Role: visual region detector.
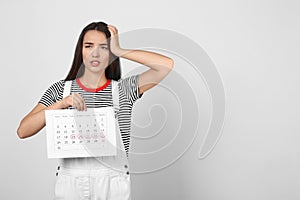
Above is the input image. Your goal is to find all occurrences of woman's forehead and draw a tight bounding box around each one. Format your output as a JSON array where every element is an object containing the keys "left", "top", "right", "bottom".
[{"left": 83, "top": 30, "right": 107, "bottom": 44}]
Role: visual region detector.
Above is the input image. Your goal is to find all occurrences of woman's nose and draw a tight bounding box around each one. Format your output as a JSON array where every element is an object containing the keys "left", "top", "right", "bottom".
[{"left": 92, "top": 47, "right": 100, "bottom": 57}]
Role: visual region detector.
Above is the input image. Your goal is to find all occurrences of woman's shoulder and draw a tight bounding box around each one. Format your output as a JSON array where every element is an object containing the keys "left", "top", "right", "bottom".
[
  {"left": 117, "top": 74, "right": 139, "bottom": 84},
  {"left": 39, "top": 79, "right": 67, "bottom": 106},
  {"left": 117, "top": 74, "right": 142, "bottom": 103},
  {"left": 115, "top": 74, "right": 139, "bottom": 91},
  {"left": 50, "top": 79, "right": 77, "bottom": 87},
  {"left": 43, "top": 79, "right": 72, "bottom": 96},
  {"left": 47, "top": 79, "right": 66, "bottom": 89}
]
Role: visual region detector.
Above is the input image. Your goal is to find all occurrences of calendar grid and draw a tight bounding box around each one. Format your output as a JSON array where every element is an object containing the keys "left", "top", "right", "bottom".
[{"left": 45, "top": 107, "right": 117, "bottom": 158}]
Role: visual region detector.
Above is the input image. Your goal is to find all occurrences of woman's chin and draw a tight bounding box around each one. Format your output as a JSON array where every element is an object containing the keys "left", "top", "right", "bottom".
[{"left": 86, "top": 65, "right": 107, "bottom": 73}]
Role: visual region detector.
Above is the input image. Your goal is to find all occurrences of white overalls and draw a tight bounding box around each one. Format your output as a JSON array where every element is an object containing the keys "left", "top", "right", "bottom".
[{"left": 54, "top": 80, "right": 131, "bottom": 200}]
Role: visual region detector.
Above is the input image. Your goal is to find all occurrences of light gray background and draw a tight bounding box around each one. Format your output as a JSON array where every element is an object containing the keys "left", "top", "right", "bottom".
[{"left": 1, "top": 0, "right": 299, "bottom": 199}]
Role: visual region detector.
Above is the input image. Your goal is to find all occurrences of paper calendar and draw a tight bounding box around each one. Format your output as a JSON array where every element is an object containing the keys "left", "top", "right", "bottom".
[{"left": 45, "top": 107, "right": 117, "bottom": 158}]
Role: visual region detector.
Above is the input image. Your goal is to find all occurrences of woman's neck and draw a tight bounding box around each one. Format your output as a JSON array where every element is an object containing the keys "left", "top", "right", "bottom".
[{"left": 79, "top": 71, "right": 108, "bottom": 89}]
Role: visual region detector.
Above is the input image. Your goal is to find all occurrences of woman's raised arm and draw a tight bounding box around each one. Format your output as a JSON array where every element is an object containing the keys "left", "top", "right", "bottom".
[{"left": 107, "top": 25, "right": 174, "bottom": 95}]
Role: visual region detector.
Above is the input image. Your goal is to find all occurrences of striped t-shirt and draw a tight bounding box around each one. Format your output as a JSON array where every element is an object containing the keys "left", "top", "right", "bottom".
[{"left": 39, "top": 74, "right": 142, "bottom": 157}]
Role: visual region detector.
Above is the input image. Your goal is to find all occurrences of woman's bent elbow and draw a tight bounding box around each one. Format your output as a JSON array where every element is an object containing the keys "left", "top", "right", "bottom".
[
  {"left": 17, "top": 125, "right": 26, "bottom": 139},
  {"left": 167, "top": 58, "right": 174, "bottom": 70},
  {"left": 17, "top": 121, "right": 32, "bottom": 139}
]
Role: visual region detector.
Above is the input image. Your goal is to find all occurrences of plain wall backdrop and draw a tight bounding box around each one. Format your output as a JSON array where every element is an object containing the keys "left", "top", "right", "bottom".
[{"left": 1, "top": 0, "right": 299, "bottom": 199}]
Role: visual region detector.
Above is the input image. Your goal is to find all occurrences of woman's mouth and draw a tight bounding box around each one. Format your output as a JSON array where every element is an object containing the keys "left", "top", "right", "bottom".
[{"left": 90, "top": 60, "right": 100, "bottom": 67}]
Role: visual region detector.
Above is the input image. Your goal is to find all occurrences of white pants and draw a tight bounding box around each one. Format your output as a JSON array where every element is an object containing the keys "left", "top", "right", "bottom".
[
  {"left": 54, "top": 166, "right": 131, "bottom": 200},
  {"left": 53, "top": 122, "right": 132, "bottom": 200},
  {"left": 55, "top": 81, "right": 132, "bottom": 199}
]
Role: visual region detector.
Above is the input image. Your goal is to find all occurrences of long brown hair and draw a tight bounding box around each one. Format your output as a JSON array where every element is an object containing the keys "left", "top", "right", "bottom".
[{"left": 65, "top": 21, "right": 121, "bottom": 81}]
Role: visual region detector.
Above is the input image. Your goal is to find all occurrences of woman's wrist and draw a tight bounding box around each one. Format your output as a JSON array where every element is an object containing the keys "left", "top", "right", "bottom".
[
  {"left": 59, "top": 98, "right": 70, "bottom": 109},
  {"left": 114, "top": 48, "right": 130, "bottom": 57}
]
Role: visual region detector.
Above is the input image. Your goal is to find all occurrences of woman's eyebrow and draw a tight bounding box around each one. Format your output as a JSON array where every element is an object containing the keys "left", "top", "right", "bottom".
[
  {"left": 83, "top": 42, "right": 93, "bottom": 45},
  {"left": 83, "top": 42, "right": 108, "bottom": 45}
]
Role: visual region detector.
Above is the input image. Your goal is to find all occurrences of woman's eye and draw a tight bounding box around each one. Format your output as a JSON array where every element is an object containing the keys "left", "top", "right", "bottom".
[
  {"left": 84, "top": 45, "right": 92, "bottom": 48},
  {"left": 101, "top": 47, "right": 108, "bottom": 50}
]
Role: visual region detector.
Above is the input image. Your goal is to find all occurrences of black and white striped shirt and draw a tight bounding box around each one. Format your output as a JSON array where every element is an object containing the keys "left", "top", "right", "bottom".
[{"left": 39, "top": 74, "right": 142, "bottom": 157}]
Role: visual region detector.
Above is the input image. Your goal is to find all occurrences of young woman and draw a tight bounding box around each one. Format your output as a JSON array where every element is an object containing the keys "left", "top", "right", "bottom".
[{"left": 17, "top": 21, "right": 173, "bottom": 199}]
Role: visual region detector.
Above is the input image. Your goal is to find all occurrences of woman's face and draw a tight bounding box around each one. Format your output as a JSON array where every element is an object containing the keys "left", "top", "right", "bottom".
[{"left": 82, "top": 30, "right": 110, "bottom": 74}]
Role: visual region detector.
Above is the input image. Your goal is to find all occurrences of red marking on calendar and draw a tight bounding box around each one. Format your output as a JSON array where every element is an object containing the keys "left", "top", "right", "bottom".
[{"left": 70, "top": 134, "right": 76, "bottom": 139}]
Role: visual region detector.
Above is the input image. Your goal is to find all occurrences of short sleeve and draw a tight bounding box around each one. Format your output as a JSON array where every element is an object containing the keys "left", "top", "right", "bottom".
[
  {"left": 38, "top": 80, "right": 65, "bottom": 107},
  {"left": 119, "top": 74, "right": 143, "bottom": 104}
]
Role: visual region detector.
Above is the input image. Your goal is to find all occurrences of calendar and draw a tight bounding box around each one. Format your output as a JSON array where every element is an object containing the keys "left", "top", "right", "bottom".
[{"left": 45, "top": 107, "right": 117, "bottom": 158}]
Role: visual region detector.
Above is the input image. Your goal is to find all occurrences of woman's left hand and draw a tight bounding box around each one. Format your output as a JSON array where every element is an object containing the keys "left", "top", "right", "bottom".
[{"left": 107, "top": 25, "right": 123, "bottom": 56}]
